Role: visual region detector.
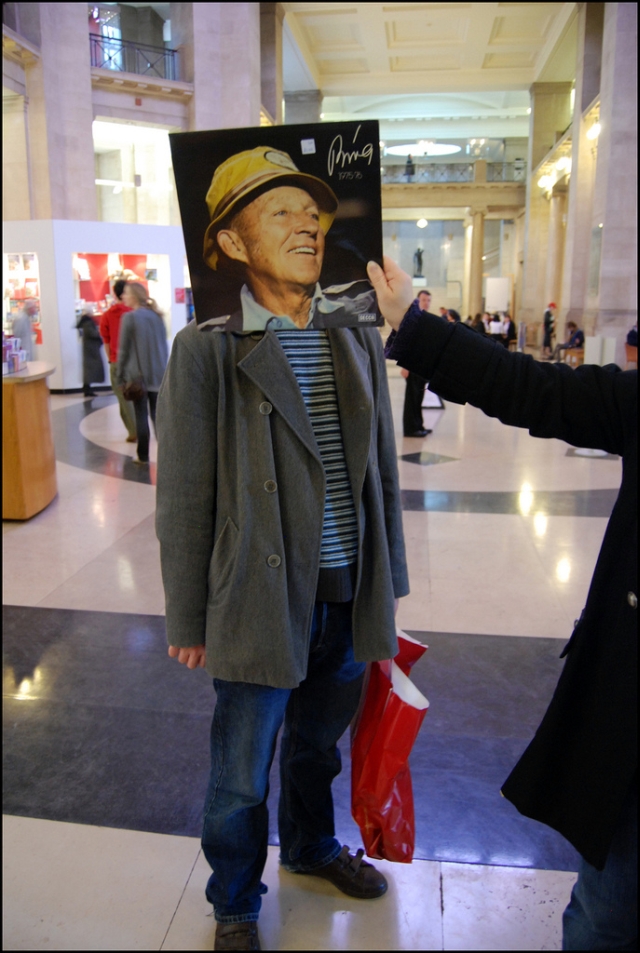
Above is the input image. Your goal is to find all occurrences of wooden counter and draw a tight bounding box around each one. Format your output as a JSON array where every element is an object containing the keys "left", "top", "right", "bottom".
[{"left": 3, "top": 362, "right": 58, "bottom": 520}]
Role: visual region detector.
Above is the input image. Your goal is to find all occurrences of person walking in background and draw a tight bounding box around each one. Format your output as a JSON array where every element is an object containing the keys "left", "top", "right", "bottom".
[
  {"left": 116, "top": 282, "right": 168, "bottom": 466},
  {"left": 446, "top": 309, "right": 461, "bottom": 324},
  {"left": 471, "top": 312, "right": 487, "bottom": 335},
  {"left": 503, "top": 313, "right": 517, "bottom": 348},
  {"left": 76, "top": 311, "right": 105, "bottom": 398},
  {"left": 402, "top": 288, "right": 433, "bottom": 437},
  {"left": 368, "top": 254, "right": 637, "bottom": 953},
  {"left": 549, "top": 321, "right": 584, "bottom": 362},
  {"left": 11, "top": 298, "right": 38, "bottom": 362},
  {"left": 100, "top": 279, "right": 136, "bottom": 443},
  {"left": 542, "top": 302, "right": 556, "bottom": 359}
]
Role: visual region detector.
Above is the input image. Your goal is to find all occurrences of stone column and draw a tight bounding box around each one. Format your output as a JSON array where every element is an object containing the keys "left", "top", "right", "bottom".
[
  {"left": 589, "top": 2, "right": 637, "bottom": 364},
  {"left": 561, "top": 2, "right": 602, "bottom": 330},
  {"left": 529, "top": 82, "right": 573, "bottom": 170},
  {"left": 260, "top": 2, "right": 284, "bottom": 124},
  {"left": 24, "top": 3, "right": 97, "bottom": 220},
  {"left": 545, "top": 189, "right": 567, "bottom": 320},
  {"left": 518, "top": 81, "right": 572, "bottom": 328},
  {"left": 468, "top": 208, "right": 485, "bottom": 317},
  {"left": 171, "top": 2, "right": 261, "bottom": 130},
  {"left": 284, "top": 90, "right": 322, "bottom": 125},
  {"left": 2, "top": 92, "right": 31, "bottom": 220},
  {"left": 461, "top": 217, "right": 473, "bottom": 318}
]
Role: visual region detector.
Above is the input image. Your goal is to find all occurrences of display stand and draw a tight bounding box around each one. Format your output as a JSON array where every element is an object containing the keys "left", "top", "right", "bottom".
[{"left": 3, "top": 362, "right": 57, "bottom": 520}]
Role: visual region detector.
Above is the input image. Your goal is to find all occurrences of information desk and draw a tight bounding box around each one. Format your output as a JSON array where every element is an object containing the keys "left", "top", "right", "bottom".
[{"left": 3, "top": 362, "right": 57, "bottom": 520}]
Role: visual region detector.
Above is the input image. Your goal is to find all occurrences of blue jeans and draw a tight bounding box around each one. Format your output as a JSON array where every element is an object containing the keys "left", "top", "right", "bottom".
[
  {"left": 563, "top": 780, "right": 637, "bottom": 950},
  {"left": 201, "top": 601, "right": 365, "bottom": 923}
]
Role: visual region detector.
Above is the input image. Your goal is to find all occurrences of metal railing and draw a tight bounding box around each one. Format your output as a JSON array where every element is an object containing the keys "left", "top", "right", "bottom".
[
  {"left": 486, "top": 162, "right": 527, "bottom": 182},
  {"left": 382, "top": 163, "right": 475, "bottom": 184},
  {"left": 381, "top": 161, "right": 527, "bottom": 185},
  {"left": 90, "top": 34, "right": 179, "bottom": 81}
]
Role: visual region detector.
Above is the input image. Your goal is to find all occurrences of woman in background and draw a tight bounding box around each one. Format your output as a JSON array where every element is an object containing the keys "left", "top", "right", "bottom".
[{"left": 116, "top": 282, "right": 169, "bottom": 465}]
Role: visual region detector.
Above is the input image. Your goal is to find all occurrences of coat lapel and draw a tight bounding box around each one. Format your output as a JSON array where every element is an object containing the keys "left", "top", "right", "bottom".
[{"left": 237, "top": 333, "right": 321, "bottom": 463}]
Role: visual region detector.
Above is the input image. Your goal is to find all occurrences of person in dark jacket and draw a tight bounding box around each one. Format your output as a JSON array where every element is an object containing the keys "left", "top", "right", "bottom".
[
  {"left": 368, "top": 255, "right": 637, "bottom": 952},
  {"left": 116, "top": 283, "right": 169, "bottom": 465},
  {"left": 76, "top": 312, "right": 105, "bottom": 397}
]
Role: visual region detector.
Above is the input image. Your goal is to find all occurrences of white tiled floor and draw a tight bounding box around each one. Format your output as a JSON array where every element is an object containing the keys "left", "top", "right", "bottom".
[
  {"left": 3, "top": 371, "right": 613, "bottom": 950},
  {"left": 2, "top": 816, "right": 576, "bottom": 952}
]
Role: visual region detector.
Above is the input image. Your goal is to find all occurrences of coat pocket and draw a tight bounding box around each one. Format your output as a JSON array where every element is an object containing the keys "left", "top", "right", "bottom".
[{"left": 207, "top": 517, "right": 240, "bottom": 604}]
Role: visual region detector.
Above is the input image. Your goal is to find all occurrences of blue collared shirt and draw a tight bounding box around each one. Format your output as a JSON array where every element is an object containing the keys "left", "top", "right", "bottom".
[{"left": 239, "top": 283, "right": 343, "bottom": 331}]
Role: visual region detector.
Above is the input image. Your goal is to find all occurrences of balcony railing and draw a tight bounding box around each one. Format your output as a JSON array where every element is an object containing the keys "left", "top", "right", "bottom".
[
  {"left": 486, "top": 162, "right": 527, "bottom": 182},
  {"left": 381, "top": 161, "right": 526, "bottom": 185},
  {"left": 382, "top": 163, "right": 475, "bottom": 184},
  {"left": 90, "top": 34, "right": 179, "bottom": 81}
]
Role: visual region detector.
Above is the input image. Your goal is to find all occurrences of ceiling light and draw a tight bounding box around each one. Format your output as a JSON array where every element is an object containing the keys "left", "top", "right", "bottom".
[
  {"left": 538, "top": 175, "right": 553, "bottom": 190},
  {"left": 587, "top": 122, "right": 601, "bottom": 140},
  {"left": 416, "top": 218, "right": 428, "bottom": 228},
  {"left": 386, "top": 141, "right": 461, "bottom": 158},
  {"left": 556, "top": 156, "right": 571, "bottom": 172},
  {"left": 598, "top": 222, "right": 603, "bottom": 228}
]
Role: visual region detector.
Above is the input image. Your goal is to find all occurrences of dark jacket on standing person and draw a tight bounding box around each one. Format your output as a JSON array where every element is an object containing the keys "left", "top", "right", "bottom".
[
  {"left": 116, "top": 307, "right": 169, "bottom": 392},
  {"left": 386, "top": 304, "right": 637, "bottom": 871},
  {"left": 77, "top": 313, "right": 105, "bottom": 384}
]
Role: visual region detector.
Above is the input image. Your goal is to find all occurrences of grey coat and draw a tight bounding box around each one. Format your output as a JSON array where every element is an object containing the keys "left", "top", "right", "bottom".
[
  {"left": 155, "top": 322, "right": 409, "bottom": 688},
  {"left": 116, "top": 307, "right": 168, "bottom": 392}
]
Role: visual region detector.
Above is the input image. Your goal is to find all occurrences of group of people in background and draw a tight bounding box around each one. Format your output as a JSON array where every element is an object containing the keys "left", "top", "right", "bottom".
[
  {"left": 401, "top": 292, "right": 518, "bottom": 437},
  {"left": 75, "top": 280, "right": 168, "bottom": 466}
]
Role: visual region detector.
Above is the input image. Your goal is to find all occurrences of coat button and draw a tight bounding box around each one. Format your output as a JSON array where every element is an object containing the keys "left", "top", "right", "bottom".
[
  {"left": 259, "top": 401, "right": 272, "bottom": 415},
  {"left": 628, "top": 591, "right": 637, "bottom": 608},
  {"left": 267, "top": 554, "right": 281, "bottom": 568},
  {"left": 264, "top": 480, "right": 277, "bottom": 493}
]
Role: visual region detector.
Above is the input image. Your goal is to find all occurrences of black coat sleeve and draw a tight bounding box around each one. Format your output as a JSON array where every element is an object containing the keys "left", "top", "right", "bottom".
[{"left": 387, "top": 305, "right": 636, "bottom": 456}]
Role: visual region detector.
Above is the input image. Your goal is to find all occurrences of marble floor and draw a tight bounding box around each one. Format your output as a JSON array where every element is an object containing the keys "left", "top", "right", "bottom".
[{"left": 3, "top": 364, "right": 623, "bottom": 951}]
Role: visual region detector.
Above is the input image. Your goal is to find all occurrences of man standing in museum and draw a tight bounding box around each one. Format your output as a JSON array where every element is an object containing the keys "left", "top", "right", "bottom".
[
  {"left": 401, "top": 287, "right": 433, "bottom": 437},
  {"left": 155, "top": 149, "right": 409, "bottom": 951},
  {"left": 100, "top": 278, "right": 136, "bottom": 442}
]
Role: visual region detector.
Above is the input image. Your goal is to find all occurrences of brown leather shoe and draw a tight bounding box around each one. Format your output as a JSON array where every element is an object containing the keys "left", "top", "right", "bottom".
[
  {"left": 297, "top": 845, "right": 388, "bottom": 899},
  {"left": 214, "top": 921, "right": 261, "bottom": 951}
]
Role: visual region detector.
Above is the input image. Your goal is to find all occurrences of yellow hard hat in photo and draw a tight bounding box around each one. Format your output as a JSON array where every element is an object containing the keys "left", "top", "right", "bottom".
[{"left": 203, "top": 146, "right": 338, "bottom": 269}]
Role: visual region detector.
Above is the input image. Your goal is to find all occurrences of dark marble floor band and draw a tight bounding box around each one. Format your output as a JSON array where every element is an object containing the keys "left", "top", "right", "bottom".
[
  {"left": 54, "top": 400, "right": 617, "bottom": 522},
  {"left": 401, "top": 487, "right": 617, "bottom": 517},
  {"left": 51, "top": 396, "right": 155, "bottom": 485},
  {"left": 3, "top": 605, "right": 578, "bottom": 871}
]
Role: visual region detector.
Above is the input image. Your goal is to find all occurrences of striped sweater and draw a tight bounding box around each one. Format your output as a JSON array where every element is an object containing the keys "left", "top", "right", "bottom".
[{"left": 275, "top": 330, "right": 358, "bottom": 601}]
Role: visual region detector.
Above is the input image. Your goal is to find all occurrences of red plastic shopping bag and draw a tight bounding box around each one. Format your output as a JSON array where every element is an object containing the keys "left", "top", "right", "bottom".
[{"left": 351, "top": 630, "right": 429, "bottom": 863}]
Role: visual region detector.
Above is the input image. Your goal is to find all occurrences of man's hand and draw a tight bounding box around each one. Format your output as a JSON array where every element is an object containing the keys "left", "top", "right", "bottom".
[
  {"left": 367, "top": 257, "right": 414, "bottom": 331},
  {"left": 168, "top": 644, "right": 206, "bottom": 669}
]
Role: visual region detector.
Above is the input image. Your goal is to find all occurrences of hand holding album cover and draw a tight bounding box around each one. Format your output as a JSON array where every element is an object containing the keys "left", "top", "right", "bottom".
[{"left": 170, "top": 120, "right": 383, "bottom": 331}]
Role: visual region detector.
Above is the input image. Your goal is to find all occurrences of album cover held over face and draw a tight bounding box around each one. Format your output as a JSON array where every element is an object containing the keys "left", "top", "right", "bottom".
[{"left": 170, "top": 120, "right": 383, "bottom": 331}]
